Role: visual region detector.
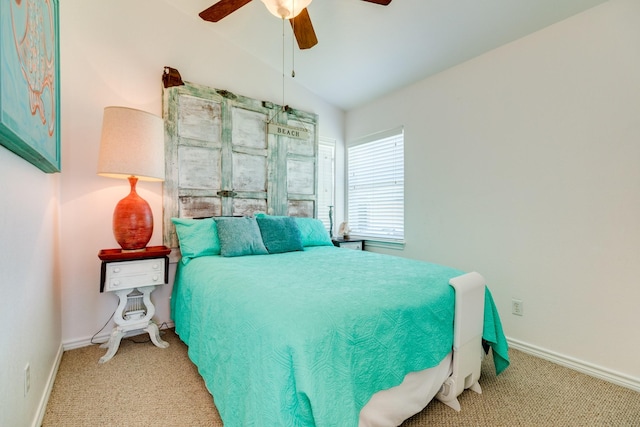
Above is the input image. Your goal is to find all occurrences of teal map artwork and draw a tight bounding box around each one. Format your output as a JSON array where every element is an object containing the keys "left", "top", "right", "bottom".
[{"left": 1, "top": 0, "right": 59, "bottom": 171}]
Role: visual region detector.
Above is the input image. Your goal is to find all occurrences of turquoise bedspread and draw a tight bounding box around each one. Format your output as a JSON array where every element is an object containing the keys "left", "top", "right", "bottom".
[{"left": 171, "top": 246, "right": 509, "bottom": 426}]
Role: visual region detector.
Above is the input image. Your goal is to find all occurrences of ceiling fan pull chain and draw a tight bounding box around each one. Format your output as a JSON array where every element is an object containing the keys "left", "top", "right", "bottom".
[
  {"left": 291, "top": 0, "right": 296, "bottom": 78},
  {"left": 282, "top": 17, "right": 286, "bottom": 108},
  {"left": 291, "top": 36, "right": 296, "bottom": 78}
]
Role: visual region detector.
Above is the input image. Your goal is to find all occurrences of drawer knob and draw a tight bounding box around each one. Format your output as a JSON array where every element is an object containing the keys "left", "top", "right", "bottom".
[
  {"left": 113, "top": 267, "right": 121, "bottom": 273},
  {"left": 152, "top": 275, "right": 159, "bottom": 282}
]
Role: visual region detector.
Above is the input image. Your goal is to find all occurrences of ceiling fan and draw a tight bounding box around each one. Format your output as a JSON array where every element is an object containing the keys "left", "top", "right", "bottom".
[{"left": 199, "top": 0, "right": 392, "bottom": 50}]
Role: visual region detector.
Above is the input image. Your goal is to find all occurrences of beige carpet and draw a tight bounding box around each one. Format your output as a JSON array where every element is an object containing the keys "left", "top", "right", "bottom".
[{"left": 43, "top": 329, "right": 640, "bottom": 426}]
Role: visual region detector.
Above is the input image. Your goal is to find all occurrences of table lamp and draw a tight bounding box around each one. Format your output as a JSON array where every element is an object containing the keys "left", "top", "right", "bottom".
[{"left": 97, "top": 106, "right": 164, "bottom": 251}]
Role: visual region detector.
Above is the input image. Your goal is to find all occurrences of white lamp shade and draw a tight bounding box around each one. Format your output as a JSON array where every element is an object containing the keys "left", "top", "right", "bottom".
[
  {"left": 97, "top": 106, "right": 165, "bottom": 181},
  {"left": 260, "top": 0, "right": 312, "bottom": 19}
]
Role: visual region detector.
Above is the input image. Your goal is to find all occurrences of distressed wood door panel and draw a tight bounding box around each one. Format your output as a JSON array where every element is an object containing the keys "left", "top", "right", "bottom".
[
  {"left": 179, "top": 196, "right": 222, "bottom": 219},
  {"left": 177, "top": 95, "right": 222, "bottom": 143},
  {"left": 288, "top": 200, "right": 315, "bottom": 217},
  {"left": 176, "top": 95, "right": 223, "bottom": 219},
  {"left": 164, "top": 85, "right": 226, "bottom": 247},
  {"left": 287, "top": 159, "right": 315, "bottom": 194},
  {"left": 232, "top": 152, "right": 267, "bottom": 192},
  {"left": 163, "top": 81, "right": 318, "bottom": 249},
  {"left": 285, "top": 116, "right": 317, "bottom": 217},
  {"left": 226, "top": 105, "right": 269, "bottom": 215},
  {"left": 287, "top": 117, "right": 315, "bottom": 157},
  {"left": 232, "top": 198, "right": 268, "bottom": 217},
  {"left": 178, "top": 146, "right": 221, "bottom": 189},
  {"left": 231, "top": 107, "right": 268, "bottom": 150}
]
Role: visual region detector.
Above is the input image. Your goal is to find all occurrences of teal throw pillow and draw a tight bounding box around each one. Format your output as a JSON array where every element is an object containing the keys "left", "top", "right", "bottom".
[
  {"left": 295, "top": 217, "right": 333, "bottom": 247},
  {"left": 215, "top": 217, "right": 268, "bottom": 257},
  {"left": 171, "top": 217, "right": 220, "bottom": 264},
  {"left": 256, "top": 216, "right": 304, "bottom": 254}
]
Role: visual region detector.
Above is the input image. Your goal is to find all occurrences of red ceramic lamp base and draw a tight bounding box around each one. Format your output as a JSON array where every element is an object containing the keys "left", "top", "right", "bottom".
[{"left": 113, "top": 176, "right": 153, "bottom": 251}]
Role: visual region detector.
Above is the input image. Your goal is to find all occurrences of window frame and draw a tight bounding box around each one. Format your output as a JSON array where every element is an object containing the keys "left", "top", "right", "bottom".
[{"left": 346, "top": 126, "right": 405, "bottom": 249}]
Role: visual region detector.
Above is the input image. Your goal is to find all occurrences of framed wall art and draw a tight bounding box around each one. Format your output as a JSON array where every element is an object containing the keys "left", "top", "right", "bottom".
[{"left": 0, "top": 0, "right": 61, "bottom": 173}]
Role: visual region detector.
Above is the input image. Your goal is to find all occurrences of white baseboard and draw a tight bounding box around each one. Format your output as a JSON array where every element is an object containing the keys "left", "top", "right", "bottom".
[
  {"left": 62, "top": 321, "right": 175, "bottom": 351},
  {"left": 33, "top": 321, "right": 174, "bottom": 427},
  {"left": 32, "top": 342, "right": 64, "bottom": 427},
  {"left": 507, "top": 337, "right": 640, "bottom": 393}
]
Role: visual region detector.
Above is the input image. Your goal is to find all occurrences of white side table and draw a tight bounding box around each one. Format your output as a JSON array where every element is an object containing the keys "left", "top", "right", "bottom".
[{"left": 98, "top": 246, "right": 171, "bottom": 363}]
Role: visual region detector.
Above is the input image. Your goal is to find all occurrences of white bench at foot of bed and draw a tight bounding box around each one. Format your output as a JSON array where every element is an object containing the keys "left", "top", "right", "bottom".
[{"left": 435, "top": 271, "right": 486, "bottom": 411}]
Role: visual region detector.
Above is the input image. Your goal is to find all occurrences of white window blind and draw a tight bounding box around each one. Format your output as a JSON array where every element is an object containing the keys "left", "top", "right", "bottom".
[
  {"left": 347, "top": 128, "right": 404, "bottom": 241},
  {"left": 317, "top": 139, "right": 335, "bottom": 234}
]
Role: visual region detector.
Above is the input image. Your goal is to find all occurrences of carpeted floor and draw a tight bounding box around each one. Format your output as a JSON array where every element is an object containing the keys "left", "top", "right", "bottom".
[{"left": 43, "top": 329, "right": 640, "bottom": 426}]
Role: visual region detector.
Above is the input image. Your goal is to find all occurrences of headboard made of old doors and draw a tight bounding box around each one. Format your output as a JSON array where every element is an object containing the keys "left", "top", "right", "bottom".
[{"left": 162, "top": 81, "right": 319, "bottom": 249}]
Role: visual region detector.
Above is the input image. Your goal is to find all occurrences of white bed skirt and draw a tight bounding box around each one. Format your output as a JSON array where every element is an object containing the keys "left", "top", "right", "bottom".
[{"left": 359, "top": 352, "right": 453, "bottom": 427}]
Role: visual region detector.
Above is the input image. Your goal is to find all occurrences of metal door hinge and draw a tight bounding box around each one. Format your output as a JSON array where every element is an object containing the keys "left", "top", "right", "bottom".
[{"left": 217, "top": 190, "right": 237, "bottom": 198}]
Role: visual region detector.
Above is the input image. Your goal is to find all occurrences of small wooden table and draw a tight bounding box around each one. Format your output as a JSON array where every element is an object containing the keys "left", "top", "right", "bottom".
[{"left": 97, "top": 246, "right": 171, "bottom": 363}]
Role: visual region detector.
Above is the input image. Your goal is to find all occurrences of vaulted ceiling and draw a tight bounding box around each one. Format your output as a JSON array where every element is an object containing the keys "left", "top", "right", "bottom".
[{"left": 165, "top": 0, "right": 608, "bottom": 110}]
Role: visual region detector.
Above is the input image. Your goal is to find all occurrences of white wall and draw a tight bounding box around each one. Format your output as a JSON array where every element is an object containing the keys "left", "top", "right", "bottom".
[
  {"left": 347, "top": 0, "right": 640, "bottom": 385},
  {"left": 59, "top": 0, "right": 345, "bottom": 346},
  {"left": 0, "top": 153, "right": 61, "bottom": 425}
]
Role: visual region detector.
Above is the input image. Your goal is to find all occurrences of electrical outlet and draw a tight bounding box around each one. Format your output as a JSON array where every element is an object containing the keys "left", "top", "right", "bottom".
[
  {"left": 512, "top": 299, "right": 524, "bottom": 316},
  {"left": 24, "top": 363, "right": 31, "bottom": 396}
]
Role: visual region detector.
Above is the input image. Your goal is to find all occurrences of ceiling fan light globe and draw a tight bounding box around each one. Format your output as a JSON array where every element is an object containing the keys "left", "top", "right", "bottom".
[
  {"left": 278, "top": 6, "right": 291, "bottom": 18},
  {"left": 261, "top": 0, "right": 312, "bottom": 19}
]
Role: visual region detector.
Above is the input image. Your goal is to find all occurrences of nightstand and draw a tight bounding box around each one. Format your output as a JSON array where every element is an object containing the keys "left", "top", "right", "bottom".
[
  {"left": 97, "top": 245, "right": 171, "bottom": 363},
  {"left": 332, "top": 238, "right": 364, "bottom": 251}
]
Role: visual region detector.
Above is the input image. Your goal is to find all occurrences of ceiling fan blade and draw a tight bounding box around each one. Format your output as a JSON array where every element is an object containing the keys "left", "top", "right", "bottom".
[
  {"left": 289, "top": 8, "right": 318, "bottom": 50},
  {"left": 199, "top": 0, "right": 253, "bottom": 22},
  {"left": 361, "top": 0, "right": 392, "bottom": 5}
]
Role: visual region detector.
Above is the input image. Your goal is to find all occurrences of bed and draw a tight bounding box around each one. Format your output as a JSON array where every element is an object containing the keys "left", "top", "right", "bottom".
[{"left": 169, "top": 215, "right": 509, "bottom": 427}]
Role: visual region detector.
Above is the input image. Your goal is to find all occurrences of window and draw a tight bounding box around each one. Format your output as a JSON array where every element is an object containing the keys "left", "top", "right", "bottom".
[
  {"left": 347, "top": 127, "right": 404, "bottom": 242},
  {"left": 317, "top": 138, "right": 335, "bottom": 234}
]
